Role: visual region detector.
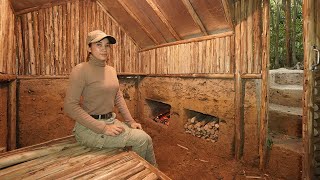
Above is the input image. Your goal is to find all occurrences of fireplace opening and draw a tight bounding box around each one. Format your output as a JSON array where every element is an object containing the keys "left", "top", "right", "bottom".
[
  {"left": 145, "top": 99, "right": 171, "bottom": 126},
  {"left": 184, "top": 109, "right": 220, "bottom": 143}
]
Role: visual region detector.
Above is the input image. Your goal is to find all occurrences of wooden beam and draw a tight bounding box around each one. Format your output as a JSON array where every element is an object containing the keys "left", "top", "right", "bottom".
[
  {"left": 14, "top": 0, "right": 71, "bottom": 15},
  {"left": 302, "top": 0, "right": 316, "bottom": 178},
  {"left": 97, "top": 0, "right": 141, "bottom": 50},
  {"left": 259, "top": 0, "right": 270, "bottom": 170},
  {"left": 144, "top": 73, "right": 234, "bottom": 79},
  {"left": 180, "top": 0, "right": 208, "bottom": 35},
  {"left": 0, "top": 74, "right": 16, "bottom": 82},
  {"left": 221, "top": 0, "right": 234, "bottom": 29},
  {"left": 7, "top": 80, "right": 17, "bottom": 151},
  {"left": 234, "top": 0, "right": 243, "bottom": 160},
  {"left": 145, "top": 0, "right": 181, "bottom": 40},
  {"left": 17, "top": 75, "right": 69, "bottom": 79},
  {"left": 241, "top": 74, "right": 261, "bottom": 79},
  {"left": 116, "top": 0, "right": 160, "bottom": 44},
  {"left": 140, "top": 31, "right": 234, "bottom": 52}
]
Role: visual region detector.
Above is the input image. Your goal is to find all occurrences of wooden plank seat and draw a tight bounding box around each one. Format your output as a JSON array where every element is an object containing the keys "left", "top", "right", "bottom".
[{"left": 0, "top": 136, "right": 171, "bottom": 180}]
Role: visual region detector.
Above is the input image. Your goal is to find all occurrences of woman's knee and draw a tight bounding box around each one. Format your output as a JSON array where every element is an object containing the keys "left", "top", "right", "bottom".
[{"left": 130, "top": 130, "right": 152, "bottom": 145}]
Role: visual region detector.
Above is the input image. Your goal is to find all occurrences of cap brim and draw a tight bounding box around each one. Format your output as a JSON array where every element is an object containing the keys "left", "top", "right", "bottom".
[{"left": 91, "top": 35, "right": 116, "bottom": 44}]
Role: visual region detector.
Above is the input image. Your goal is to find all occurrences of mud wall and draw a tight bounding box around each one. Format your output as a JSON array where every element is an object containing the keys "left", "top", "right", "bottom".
[
  {"left": 0, "top": 83, "right": 8, "bottom": 151},
  {"left": 17, "top": 78, "right": 138, "bottom": 147},
  {"left": 138, "top": 77, "right": 260, "bottom": 162}
]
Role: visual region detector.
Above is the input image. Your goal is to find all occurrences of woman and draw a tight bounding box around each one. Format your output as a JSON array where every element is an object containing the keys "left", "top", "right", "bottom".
[{"left": 64, "top": 30, "right": 157, "bottom": 166}]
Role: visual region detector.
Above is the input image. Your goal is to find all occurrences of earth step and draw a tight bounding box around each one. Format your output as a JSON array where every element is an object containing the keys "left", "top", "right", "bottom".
[
  {"left": 266, "top": 134, "right": 302, "bottom": 180},
  {"left": 269, "top": 84, "right": 303, "bottom": 108},
  {"left": 270, "top": 68, "right": 303, "bottom": 86},
  {"left": 269, "top": 103, "right": 302, "bottom": 137}
]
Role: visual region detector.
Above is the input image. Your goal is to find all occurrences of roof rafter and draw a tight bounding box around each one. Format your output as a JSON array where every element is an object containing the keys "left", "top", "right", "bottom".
[
  {"left": 117, "top": 0, "right": 160, "bottom": 45},
  {"left": 97, "top": 0, "right": 141, "bottom": 49},
  {"left": 180, "top": 0, "right": 208, "bottom": 36},
  {"left": 221, "top": 0, "right": 234, "bottom": 29},
  {"left": 145, "top": 0, "right": 181, "bottom": 40}
]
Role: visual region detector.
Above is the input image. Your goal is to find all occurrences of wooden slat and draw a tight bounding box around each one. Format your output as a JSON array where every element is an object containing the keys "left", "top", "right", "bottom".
[
  {"left": 240, "top": 0, "right": 247, "bottom": 74},
  {"left": 247, "top": 0, "right": 253, "bottom": 74},
  {"left": 15, "top": 17, "right": 25, "bottom": 75},
  {"left": 32, "top": 11, "right": 40, "bottom": 75},
  {"left": 180, "top": 0, "right": 208, "bottom": 35},
  {"left": 259, "top": 0, "right": 270, "bottom": 170},
  {"left": 145, "top": 0, "right": 181, "bottom": 40},
  {"left": 253, "top": 0, "right": 262, "bottom": 73}
]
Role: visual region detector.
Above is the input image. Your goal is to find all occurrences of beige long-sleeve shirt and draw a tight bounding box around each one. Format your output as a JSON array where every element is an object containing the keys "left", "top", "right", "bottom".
[{"left": 64, "top": 55, "right": 135, "bottom": 133}]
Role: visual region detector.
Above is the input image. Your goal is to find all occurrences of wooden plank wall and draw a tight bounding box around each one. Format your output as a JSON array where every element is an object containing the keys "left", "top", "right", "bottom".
[
  {"left": 139, "top": 35, "right": 235, "bottom": 74},
  {"left": 15, "top": 0, "right": 139, "bottom": 76},
  {"left": 0, "top": 0, "right": 16, "bottom": 74},
  {"left": 235, "top": 0, "right": 262, "bottom": 75},
  {"left": 138, "top": 1, "right": 261, "bottom": 75}
]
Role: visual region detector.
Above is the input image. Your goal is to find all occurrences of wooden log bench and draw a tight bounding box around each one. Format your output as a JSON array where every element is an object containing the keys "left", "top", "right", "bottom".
[{"left": 0, "top": 136, "right": 171, "bottom": 180}]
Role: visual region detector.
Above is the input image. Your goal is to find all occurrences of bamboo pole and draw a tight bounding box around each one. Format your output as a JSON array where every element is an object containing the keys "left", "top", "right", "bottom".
[
  {"left": 57, "top": 151, "right": 131, "bottom": 179},
  {"left": 259, "top": 0, "right": 270, "bottom": 170},
  {"left": 302, "top": 0, "right": 316, "bottom": 178},
  {"left": 0, "top": 142, "right": 78, "bottom": 169},
  {"left": 109, "top": 162, "right": 146, "bottom": 180},
  {"left": 0, "top": 145, "right": 87, "bottom": 178},
  {"left": 0, "top": 136, "right": 75, "bottom": 158},
  {"left": 93, "top": 159, "right": 140, "bottom": 180},
  {"left": 23, "top": 148, "right": 118, "bottom": 180},
  {"left": 127, "top": 169, "right": 152, "bottom": 180}
]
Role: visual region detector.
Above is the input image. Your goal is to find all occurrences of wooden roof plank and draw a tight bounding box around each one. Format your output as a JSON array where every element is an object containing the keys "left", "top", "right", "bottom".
[
  {"left": 117, "top": 0, "right": 160, "bottom": 45},
  {"left": 145, "top": 0, "right": 181, "bottom": 40},
  {"left": 221, "top": 0, "right": 234, "bottom": 29},
  {"left": 96, "top": 0, "right": 141, "bottom": 49},
  {"left": 180, "top": 0, "right": 208, "bottom": 35}
]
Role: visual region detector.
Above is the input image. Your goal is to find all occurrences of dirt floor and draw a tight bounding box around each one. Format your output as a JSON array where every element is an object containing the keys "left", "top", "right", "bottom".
[{"left": 141, "top": 119, "right": 273, "bottom": 180}]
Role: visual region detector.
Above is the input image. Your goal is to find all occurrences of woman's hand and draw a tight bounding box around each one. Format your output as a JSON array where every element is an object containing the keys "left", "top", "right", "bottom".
[
  {"left": 103, "top": 124, "right": 125, "bottom": 136},
  {"left": 130, "top": 122, "right": 142, "bottom": 129}
]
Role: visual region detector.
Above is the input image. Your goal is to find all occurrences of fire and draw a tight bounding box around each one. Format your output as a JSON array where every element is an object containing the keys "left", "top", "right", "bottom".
[{"left": 153, "top": 111, "right": 170, "bottom": 125}]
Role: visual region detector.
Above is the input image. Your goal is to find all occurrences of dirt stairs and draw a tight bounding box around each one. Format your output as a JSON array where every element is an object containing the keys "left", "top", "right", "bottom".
[{"left": 266, "top": 68, "right": 303, "bottom": 179}]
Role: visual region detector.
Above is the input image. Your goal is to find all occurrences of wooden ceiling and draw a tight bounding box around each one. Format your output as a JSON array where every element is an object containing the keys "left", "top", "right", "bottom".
[{"left": 10, "top": 0, "right": 233, "bottom": 49}]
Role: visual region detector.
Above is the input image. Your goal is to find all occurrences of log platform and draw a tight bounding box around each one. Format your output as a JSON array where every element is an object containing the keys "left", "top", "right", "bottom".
[{"left": 0, "top": 136, "right": 171, "bottom": 180}]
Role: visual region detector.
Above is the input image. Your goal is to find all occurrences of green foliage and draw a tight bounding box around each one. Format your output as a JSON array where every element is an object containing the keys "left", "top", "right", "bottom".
[{"left": 269, "top": 0, "right": 303, "bottom": 69}]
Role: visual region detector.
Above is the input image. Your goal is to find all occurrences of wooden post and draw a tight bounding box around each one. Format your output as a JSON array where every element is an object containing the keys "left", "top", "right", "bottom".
[
  {"left": 259, "top": 0, "right": 270, "bottom": 170},
  {"left": 7, "top": 80, "right": 17, "bottom": 150},
  {"left": 234, "top": 0, "right": 244, "bottom": 160},
  {"left": 302, "top": 0, "right": 316, "bottom": 178}
]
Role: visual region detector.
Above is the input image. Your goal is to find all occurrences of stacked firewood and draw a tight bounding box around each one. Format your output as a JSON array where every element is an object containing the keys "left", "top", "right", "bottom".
[{"left": 184, "top": 115, "right": 219, "bottom": 143}]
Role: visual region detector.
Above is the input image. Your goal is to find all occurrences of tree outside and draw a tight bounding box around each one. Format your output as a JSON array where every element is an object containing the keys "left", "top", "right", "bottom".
[{"left": 270, "top": 0, "right": 303, "bottom": 69}]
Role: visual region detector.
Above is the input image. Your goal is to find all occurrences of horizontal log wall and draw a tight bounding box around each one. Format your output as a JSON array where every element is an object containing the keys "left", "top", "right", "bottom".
[
  {"left": 15, "top": 0, "right": 139, "bottom": 76},
  {"left": 139, "top": 35, "right": 235, "bottom": 74},
  {"left": 0, "top": 0, "right": 16, "bottom": 74}
]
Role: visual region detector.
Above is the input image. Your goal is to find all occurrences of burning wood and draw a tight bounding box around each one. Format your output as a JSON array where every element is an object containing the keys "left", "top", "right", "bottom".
[
  {"left": 184, "top": 115, "right": 219, "bottom": 143},
  {"left": 153, "top": 111, "right": 170, "bottom": 125}
]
